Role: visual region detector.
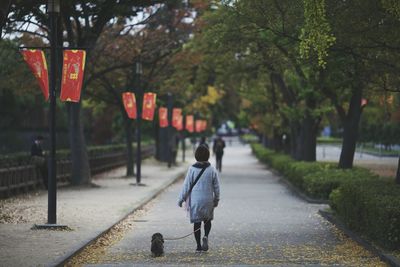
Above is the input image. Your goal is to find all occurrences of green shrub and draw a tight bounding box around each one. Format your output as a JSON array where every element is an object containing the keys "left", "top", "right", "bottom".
[
  {"left": 241, "top": 134, "right": 259, "bottom": 143},
  {"left": 252, "top": 142, "right": 400, "bottom": 250},
  {"left": 0, "top": 142, "right": 151, "bottom": 168},
  {"left": 251, "top": 143, "right": 293, "bottom": 173},
  {"left": 317, "top": 137, "right": 342, "bottom": 144},
  {"left": 251, "top": 143, "right": 380, "bottom": 201},
  {"left": 251, "top": 143, "right": 275, "bottom": 165},
  {"left": 270, "top": 154, "right": 294, "bottom": 174},
  {"left": 284, "top": 161, "right": 334, "bottom": 190},
  {"left": 330, "top": 180, "right": 400, "bottom": 250},
  {"left": 303, "top": 167, "right": 377, "bottom": 199}
]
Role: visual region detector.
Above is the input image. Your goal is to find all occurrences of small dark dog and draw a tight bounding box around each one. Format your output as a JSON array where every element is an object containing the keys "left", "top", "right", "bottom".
[{"left": 151, "top": 232, "right": 164, "bottom": 257}]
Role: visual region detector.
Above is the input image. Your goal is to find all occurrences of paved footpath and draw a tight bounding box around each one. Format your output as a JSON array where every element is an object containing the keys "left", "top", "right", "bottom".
[
  {"left": 72, "top": 143, "right": 387, "bottom": 267},
  {"left": 0, "top": 158, "right": 187, "bottom": 267}
]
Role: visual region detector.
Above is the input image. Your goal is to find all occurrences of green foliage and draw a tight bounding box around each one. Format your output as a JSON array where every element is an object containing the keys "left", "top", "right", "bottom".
[
  {"left": 252, "top": 143, "right": 293, "bottom": 168},
  {"left": 253, "top": 142, "right": 400, "bottom": 250},
  {"left": 303, "top": 167, "right": 376, "bottom": 199},
  {"left": 330, "top": 179, "right": 400, "bottom": 250},
  {"left": 381, "top": 0, "right": 400, "bottom": 18},
  {"left": 284, "top": 160, "right": 336, "bottom": 190},
  {"left": 240, "top": 134, "right": 259, "bottom": 144},
  {"left": 251, "top": 143, "right": 378, "bottom": 200},
  {"left": 0, "top": 39, "right": 49, "bottom": 129},
  {"left": 0, "top": 142, "right": 152, "bottom": 168},
  {"left": 299, "top": 0, "right": 336, "bottom": 67},
  {"left": 359, "top": 105, "right": 400, "bottom": 146},
  {"left": 317, "top": 137, "right": 342, "bottom": 144}
]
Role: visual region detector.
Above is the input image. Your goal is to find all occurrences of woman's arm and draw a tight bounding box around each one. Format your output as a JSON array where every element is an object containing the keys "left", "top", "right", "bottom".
[
  {"left": 178, "top": 168, "right": 192, "bottom": 206},
  {"left": 213, "top": 170, "right": 220, "bottom": 206}
]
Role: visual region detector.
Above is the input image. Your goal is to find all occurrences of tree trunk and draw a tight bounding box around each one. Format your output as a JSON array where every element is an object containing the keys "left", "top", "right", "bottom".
[
  {"left": 67, "top": 102, "right": 91, "bottom": 185},
  {"left": 261, "top": 134, "right": 269, "bottom": 148},
  {"left": 271, "top": 129, "right": 282, "bottom": 151},
  {"left": 339, "top": 86, "right": 363, "bottom": 169},
  {"left": 155, "top": 123, "right": 160, "bottom": 160},
  {"left": 0, "top": 0, "right": 11, "bottom": 34},
  {"left": 124, "top": 117, "right": 134, "bottom": 177},
  {"left": 290, "top": 126, "right": 298, "bottom": 159},
  {"left": 158, "top": 127, "right": 170, "bottom": 162},
  {"left": 298, "top": 115, "right": 318, "bottom": 161}
]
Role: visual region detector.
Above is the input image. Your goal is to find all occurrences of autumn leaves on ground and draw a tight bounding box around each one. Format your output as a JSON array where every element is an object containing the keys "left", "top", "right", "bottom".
[{"left": 67, "top": 145, "right": 387, "bottom": 267}]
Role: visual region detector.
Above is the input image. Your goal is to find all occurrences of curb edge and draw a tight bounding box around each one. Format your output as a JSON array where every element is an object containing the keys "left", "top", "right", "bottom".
[
  {"left": 51, "top": 170, "right": 185, "bottom": 267},
  {"left": 319, "top": 210, "right": 400, "bottom": 267}
]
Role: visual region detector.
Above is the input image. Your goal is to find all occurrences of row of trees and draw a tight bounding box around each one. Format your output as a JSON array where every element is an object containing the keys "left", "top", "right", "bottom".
[
  {"left": 163, "top": 0, "right": 400, "bottom": 181},
  {"left": 1, "top": 1, "right": 399, "bottom": 183},
  {"left": 0, "top": 1, "right": 219, "bottom": 185}
]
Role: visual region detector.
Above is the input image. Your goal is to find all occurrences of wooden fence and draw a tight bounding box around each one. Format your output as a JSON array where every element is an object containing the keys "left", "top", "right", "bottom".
[{"left": 0, "top": 145, "right": 154, "bottom": 198}]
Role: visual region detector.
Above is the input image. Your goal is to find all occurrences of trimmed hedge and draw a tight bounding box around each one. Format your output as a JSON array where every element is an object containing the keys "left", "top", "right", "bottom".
[
  {"left": 330, "top": 180, "right": 400, "bottom": 250},
  {"left": 284, "top": 161, "right": 336, "bottom": 192},
  {"left": 317, "top": 137, "right": 342, "bottom": 144},
  {"left": 0, "top": 142, "right": 148, "bottom": 168},
  {"left": 251, "top": 143, "right": 376, "bottom": 200},
  {"left": 252, "top": 142, "right": 400, "bottom": 250},
  {"left": 240, "top": 134, "right": 259, "bottom": 144},
  {"left": 302, "top": 167, "right": 377, "bottom": 199}
]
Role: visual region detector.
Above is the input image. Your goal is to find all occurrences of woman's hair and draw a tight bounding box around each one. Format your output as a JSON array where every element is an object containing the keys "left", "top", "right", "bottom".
[{"left": 195, "top": 144, "right": 210, "bottom": 161}]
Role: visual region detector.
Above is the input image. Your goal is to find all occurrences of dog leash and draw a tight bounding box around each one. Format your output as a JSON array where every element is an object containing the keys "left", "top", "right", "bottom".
[
  {"left": 164, "top": 219, "right": 209, "bottom": 241},
  {"left": 164, "top": 165, "right": 209, "bottom": 241}
]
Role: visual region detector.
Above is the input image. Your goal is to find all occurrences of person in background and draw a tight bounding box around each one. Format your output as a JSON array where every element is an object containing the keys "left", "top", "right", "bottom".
[
  {"left": 31, "top": 135, "right": 48, "bottom": 189},
  {"left": 213, "top": 136, "right": 226, "bottom": 172},
  {"left": 168, "top": 132, "right": 178, "bottom": 168},
  {"left": 191, "top": 137, "right": 197, "bottom": 153},
  {"left": 199, "top": 136, "right": 209, "bottom": 148}
]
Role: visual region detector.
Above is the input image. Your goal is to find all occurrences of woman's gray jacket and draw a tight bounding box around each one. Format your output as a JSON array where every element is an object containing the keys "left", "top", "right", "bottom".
[{"left": 178, "top": 162, "right": 220, "bottom": 223}]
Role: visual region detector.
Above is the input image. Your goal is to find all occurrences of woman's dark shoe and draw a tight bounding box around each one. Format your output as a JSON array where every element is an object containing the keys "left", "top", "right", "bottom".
[
  {"left": 196, "top": 246, "right": 203, "bottom": 253},
  {"left": 202, "top": 236, "right": 208, "bottom": 251}
]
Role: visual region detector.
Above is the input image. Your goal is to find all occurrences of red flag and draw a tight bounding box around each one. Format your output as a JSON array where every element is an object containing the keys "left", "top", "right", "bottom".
[
  {"left": 172, "top": 108, "right": 182, "bottom": 129},
  {"left": 195, "top": 120, "right": 202, "bottom": 133},
  {"left": 159, "top": 107, "right": 168, "bottom": 127},
  {"left": 20, "top": 49, "right": 49, "bottom": 101},
  {"left": 186, "top": 115, "right": 194, "bottom": 133},
  {"left": 202, "top": 120, "right": 207, "bottom": 131},
  {"left": 122, "top": 92, "right": 137, "bottom": 119},
  {"left": 60, "top": 50, "right": 86, "bottom": 102},
  {"left": 176, "top": 115, "right": 183, "bottom": 131},
  {"left": 142, "top": 92, "right": 157, "bottom": 121}
]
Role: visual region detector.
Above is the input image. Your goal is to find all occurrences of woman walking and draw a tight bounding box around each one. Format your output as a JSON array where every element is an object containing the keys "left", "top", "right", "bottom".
[{"left": 178, "top": 144, "right": 220, "bottom": 252}]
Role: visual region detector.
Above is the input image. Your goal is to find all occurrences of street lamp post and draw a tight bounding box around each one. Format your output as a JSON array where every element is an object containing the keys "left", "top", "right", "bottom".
[
  {"left": 167, "top": 93, "right": 173, "bottom": 168},
  {"left": 47, "top": 0, "right": 58, "bottom": 225},
  {"left": 135, "top": 60, "right": 143, "bottom": 185},
  {"left": 33, "top": 0, "right": 67, "bottom": 230}
]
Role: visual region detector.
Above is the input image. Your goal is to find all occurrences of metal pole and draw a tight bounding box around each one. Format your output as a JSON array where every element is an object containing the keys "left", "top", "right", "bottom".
[
  {"left": 167, "top": 93, "right": 173, "bottom": 168},
  {"left": 32, "top": 0, "right": 68, "bottom": 230},
  {"left": 135, "top": 60, "right": 142, "bottom": 185},
  {"left": 48, "top": 0, "right": 59, "bottom": 225}
]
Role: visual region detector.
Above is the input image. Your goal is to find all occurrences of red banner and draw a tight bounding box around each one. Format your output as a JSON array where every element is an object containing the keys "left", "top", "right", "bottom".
[
  {"left": 122, "top": 92, "right": 137, "bottom": 119},
  {"left": 195, "top": 120, "right": 202, "bottom": 132},
  {"left": 142, "top": 92, "right": 157, "bottom": 121},
  {"left": 21, "top": 49, "right": 49, "bottom": 101},
  {"left": 60, "top": 50, "right": 86, "bottom": 102},
  {"left": 159, "top": 107, "right": 168, "bottom": 127},
  {"left": 201, "top": 120, "right": 207, "bottom": 131},
  {"left": 176, "top": 114, "right": 183, "bottom": 131},
  {"left": 186, "top": 115, "right": 194, "bottom": 133},
  {"left": 172, "top": 108, "right": 182, "bottom": 129}
]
